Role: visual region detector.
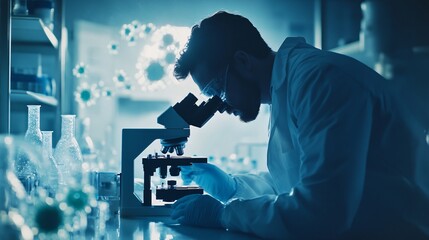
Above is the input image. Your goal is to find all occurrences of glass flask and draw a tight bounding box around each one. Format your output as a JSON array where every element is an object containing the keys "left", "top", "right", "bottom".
[
  {"left": 54, "top": 115, "right": 83, "bottom": 185},
  {"left": 25, "top": 105, "right": 42, "bottom": 146},
  {"left": 0, "top": 136, "right": 28, "bottom": 212},
  {"left": 18, "top": 105, "right": 43, "bottom": 193},
  {"left": 0, "top": 135, "right": 40, "bottom": 240},
  {"left": 41, "top": 131, "right": 60, "bottom": 196}
]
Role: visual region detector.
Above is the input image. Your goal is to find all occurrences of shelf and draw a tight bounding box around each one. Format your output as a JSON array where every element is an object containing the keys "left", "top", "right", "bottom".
[
  {"left": 11, "top": 16, "right": 58, "bottom": 48},
  {"left": 11, "top": 90, "right": 58, "bottom": 106}
]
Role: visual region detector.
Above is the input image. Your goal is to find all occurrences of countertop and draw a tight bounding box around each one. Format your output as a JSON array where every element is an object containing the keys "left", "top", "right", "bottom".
[{"left": 104, "top": 215, "right": 260, "bottom": 239}]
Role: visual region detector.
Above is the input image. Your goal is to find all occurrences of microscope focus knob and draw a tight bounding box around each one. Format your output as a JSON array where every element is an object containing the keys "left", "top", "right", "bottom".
[
  {"left": 169, "top": 166, "right": 181, "bottom": 176},
  {"left": 167, "top": 180, "right": 177, "bottom": 189}
]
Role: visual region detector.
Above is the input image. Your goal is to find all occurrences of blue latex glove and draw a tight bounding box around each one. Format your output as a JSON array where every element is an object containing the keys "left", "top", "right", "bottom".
[
  {"left": 180, "top": 163, "right": 236, "bottom": 202},
  {"left": 171, "top": 194, "right": 224, "bottom": 228}
]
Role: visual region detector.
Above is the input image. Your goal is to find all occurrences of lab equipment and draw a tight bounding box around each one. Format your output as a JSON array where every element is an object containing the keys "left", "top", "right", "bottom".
[
  {"left": 0, "top": 135, "right": 52, "bottom": 239},
  {"left": 41, "top": 131, "right": 59, "bottom": 196},
  {"left": 54, "top": 115, "right": 83, "bottom": 185},
  {"left": 121, "top": 93, "right": 227, "bottom": 217},
  {"left": 142, "top": 153, "right": 206, "bottom": 205},
  {"left": 25, "top": 105, "right": 42, "bottom": 146},
  {"left": 0, "top": 137, "right": 33, "bottom": 239},
  {"left": 0, "top": 136, "right": 28, "bottom": 212},
  {"left": 17, "top": 105, "right": 43, "bottom": 193},
  {"left": 90, "top": 171, "right": 120, "bottom": 214}
]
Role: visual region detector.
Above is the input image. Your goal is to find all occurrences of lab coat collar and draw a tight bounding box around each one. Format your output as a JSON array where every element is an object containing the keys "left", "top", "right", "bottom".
[{"left": 270, "top": 37, "right": 307, "bottom": 92}]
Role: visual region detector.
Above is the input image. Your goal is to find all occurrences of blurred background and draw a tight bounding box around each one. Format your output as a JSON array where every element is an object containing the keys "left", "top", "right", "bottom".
[{"left": 2, "top": 0, "right": 429, "bottom": 173}]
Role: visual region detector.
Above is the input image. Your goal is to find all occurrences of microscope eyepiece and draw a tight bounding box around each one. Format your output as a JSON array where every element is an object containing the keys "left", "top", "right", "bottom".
[{"left": 172, "top": 93, "right": 227, "bottom": 128}]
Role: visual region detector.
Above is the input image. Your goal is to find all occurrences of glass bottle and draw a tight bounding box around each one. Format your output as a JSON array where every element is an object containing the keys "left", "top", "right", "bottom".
[
  {"left": 41, "top": 131, "right": 60, "bottom": 196},
  {"left": 0, "top": 135, "right": 31, "bottom": 218},
  {"left": 17, "top": 105, "right": 42, "bottom": 193},
  {"left": 54, "top": 115, "right": 83, "bottom": 185},
  {"left": 25, "top": 105, "right": 42, "bottom": 146}
]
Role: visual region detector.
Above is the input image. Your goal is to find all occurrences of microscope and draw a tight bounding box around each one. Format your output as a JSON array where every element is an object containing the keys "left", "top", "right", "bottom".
[{"left": 120, "top": 93, "right": 227, "bottom": 217}]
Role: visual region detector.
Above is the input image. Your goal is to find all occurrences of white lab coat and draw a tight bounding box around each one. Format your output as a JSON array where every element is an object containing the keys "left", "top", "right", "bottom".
[{"left": 222, "top": 37, "right": 429, "bottom": 239}]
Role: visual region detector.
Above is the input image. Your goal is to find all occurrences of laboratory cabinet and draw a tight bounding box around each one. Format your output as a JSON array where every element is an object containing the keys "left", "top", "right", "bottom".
[{"left": 0, "top": 0, "right": 66, "bottom": 142}]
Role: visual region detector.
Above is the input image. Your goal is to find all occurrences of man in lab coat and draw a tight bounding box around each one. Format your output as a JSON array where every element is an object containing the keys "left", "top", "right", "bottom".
[{"left": 170, "top": 11, "right": 429, "bottom": 239}]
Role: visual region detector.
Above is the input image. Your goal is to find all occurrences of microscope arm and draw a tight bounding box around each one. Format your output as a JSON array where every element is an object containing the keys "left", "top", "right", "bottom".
[{"left": 120, "top": 128, "right": 190, "bottom": 217}]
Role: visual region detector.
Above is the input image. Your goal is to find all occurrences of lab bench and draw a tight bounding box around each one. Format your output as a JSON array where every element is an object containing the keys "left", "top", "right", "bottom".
[{"left": 104, "top": 215, "right": 259, "bottom": 239}]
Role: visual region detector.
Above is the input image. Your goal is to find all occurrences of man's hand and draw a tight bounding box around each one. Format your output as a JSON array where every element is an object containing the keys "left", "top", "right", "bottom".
[
  {"left": 180, "top": 163, "right": 236, "bottom": 202},
  {"left": 171, "top": 194, "right": 225, "bottom": 229}
]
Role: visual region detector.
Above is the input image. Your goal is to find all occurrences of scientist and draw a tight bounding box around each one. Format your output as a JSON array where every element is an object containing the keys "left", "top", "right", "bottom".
[{"left": 170, "top": 11, "right": 429, "bottom": 239}]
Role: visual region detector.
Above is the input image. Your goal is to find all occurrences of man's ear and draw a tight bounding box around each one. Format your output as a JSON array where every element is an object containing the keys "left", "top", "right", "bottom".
[{"left": 232, "top": 51, "right": 254, "bottom": 80}]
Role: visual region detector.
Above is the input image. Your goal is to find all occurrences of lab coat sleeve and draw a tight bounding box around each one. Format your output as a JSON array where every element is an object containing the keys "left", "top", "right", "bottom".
[
  {"left": 231, "top": 172, "right": 278, "bottom": 199},
  {"left": 222, "top": 65, "right": 373, "bottom": 239}
]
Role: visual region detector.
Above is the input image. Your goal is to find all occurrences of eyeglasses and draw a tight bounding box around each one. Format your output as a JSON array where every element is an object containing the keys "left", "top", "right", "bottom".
[{"left": 200, "top": 64, "right": 230, "bottom": 101}]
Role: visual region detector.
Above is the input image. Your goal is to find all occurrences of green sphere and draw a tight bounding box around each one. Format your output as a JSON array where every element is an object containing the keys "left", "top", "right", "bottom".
[
  {"left": 66, "top": 189, "right": 89, "bottom": 211},
  {"left": 80, "top": 90, "right": 91, "bottom": 102},
  {"left": 35, "top": 204, "right": 63, "bottom": 232}
]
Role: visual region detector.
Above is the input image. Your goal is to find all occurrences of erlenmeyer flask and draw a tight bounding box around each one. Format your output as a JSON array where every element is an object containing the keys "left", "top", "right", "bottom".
[
  {"left": 25, "top": 105, "right": 42, "bottom": 146},
  {"left": 16, "top": 105, "right": 44, "bottom": 193},
  {"left": 0, "top": 135, "right": 35, "bottom": 240},
  {"left": 0, "top": 136, "right": 27, "bottom": 212},
  {"left": 54, "top": 115, "right": 83, "bottom": 185},
  {"left": 41, "top": 131, "right": 60, "bottom": 196}
]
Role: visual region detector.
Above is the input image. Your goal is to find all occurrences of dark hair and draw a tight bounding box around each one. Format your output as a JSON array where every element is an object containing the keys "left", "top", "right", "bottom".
[{"left": 174, "top": 11, "right": 272, "bottom": 80}]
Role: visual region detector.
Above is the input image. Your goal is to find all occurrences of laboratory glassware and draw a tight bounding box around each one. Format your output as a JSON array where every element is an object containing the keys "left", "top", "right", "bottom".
[
  {"left": 0, "top": 135, "right": 42, "bottom": 240},
  {"left": 41, "top": 131, "right": 60, "bottom": 196},
  {"left": 25, "top": 105, "right": 42, "bottom": 146},
  {"left": 17, "top": 105, "right": 43, "bottom": 193},
  {"left": 54, "top": 115, "right": 83, "bottom": 185}
]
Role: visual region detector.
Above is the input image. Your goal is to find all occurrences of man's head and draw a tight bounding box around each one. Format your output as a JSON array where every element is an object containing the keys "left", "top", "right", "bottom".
[{"left": 174, "top": 11, "right": 273, "bottom": 122}]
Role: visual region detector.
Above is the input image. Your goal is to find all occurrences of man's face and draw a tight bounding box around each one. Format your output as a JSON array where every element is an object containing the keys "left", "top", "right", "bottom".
[{"left": 191, "top": 63, "right": 261, "bottom": 122}]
